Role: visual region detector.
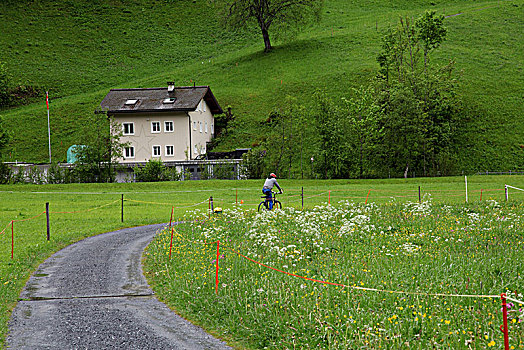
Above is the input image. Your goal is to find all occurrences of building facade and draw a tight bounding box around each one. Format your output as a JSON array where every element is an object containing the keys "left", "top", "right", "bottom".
[{"left": 100, "top": 83, "right": 223, "bottom": 163}]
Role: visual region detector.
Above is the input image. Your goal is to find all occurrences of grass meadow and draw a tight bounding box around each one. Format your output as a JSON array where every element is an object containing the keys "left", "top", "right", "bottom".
[
  {"left": 143, "top": 177, "right": 524, "bottom": 349},
  {"left": 1, "top": 175, "right": 523, "bottom": 348}
]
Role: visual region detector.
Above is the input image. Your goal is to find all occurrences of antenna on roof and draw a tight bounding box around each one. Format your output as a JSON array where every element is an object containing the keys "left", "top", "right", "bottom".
[
  {"left": 193, "top": 82, "right": 196, "bottom": 89},
  {"left": 167, "top": 82, "right": 175, "bottom": 92}
]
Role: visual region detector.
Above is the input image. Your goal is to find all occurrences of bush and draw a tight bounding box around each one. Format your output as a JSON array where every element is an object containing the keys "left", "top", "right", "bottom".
[
  {"left": 27, "top": 165, "right": 44, "bottom": 184},
  {"left": 11, "top": 167, "right": 25, "bottom": 184},
  {"left": 241, "top": 148, "right": 266, "bottom": 179},
  {"left": 134, "top": 159, "right": 166, "bottom": 182},
  {"left": 47, "top": 162, "right": 65, "bottom": 184},
  {"left": 0, "top": 163, "right": 11, "bottom": 184},
  {"left": 214, "top": 162, "right": 236, "bottom": 180},
  {"left": 182, "top": 167, "right": 192, "bottom": 181},
  {"left": 162, "top": 166, "right": 181, "bottom": 181}
]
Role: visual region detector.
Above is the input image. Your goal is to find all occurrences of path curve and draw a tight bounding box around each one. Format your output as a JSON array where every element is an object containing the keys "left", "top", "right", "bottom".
[{"left": 7, "top": 224, "right": 232, "bottom": 350}]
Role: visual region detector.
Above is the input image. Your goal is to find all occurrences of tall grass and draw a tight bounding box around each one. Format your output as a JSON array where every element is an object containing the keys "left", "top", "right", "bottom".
[
  {"left": 144, "top": 195, "right": 524, "bottom": 348},
  {"left": 0, "top": 176, "right": 523, "bottom": 347}
]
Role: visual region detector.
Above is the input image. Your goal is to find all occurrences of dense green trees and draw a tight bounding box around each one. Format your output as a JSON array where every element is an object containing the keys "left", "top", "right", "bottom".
[
  {"left": 375, "top": 11, "right": 461, "bottom": 177},
  {"left": 243, "top": 11, "right": 467, "bottom": 179}
]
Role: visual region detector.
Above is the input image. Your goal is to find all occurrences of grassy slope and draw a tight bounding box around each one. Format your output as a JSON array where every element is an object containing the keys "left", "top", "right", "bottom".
[{"left": 0, "top": 0, "right": 522, "bottom": 172}]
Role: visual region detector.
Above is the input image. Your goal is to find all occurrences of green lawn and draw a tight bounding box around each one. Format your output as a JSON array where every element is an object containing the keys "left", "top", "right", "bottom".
[{"left": 1, "top": 175, "right": 523, "bottom": 347}]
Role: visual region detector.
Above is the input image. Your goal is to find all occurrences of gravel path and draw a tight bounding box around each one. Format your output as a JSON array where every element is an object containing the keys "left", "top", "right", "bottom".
[{"left": 7, "top": 224, "right": 232, "bottom": 350}]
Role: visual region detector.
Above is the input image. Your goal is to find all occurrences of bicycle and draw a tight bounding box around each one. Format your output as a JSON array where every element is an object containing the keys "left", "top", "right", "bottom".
[{"left": 258, "top": 191, "right": 282, "bottom": 211}]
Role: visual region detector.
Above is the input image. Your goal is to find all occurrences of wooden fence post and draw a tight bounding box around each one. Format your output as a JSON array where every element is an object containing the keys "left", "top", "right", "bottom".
[
  {"left": 11, "top": 221, "right": 14, "bottom": 259},
  {"left": 215, "top": 240, "right": 220, "bottom": 294},
  {"left": 46, "top": 202, "right": 50, "bottom": 241}
]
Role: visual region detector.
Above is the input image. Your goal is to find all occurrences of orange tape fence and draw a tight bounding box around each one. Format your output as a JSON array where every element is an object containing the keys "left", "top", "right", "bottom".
[
  {"left": 2, "top": 184, "right": 519, "bottom": 260},
  {"left": 1, "top": 194, "right": 219, "bottom": 259}
]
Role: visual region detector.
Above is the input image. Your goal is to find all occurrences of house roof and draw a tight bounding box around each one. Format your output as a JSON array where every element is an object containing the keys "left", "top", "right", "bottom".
[{"left": 100, "top": 86, "right": 223, "bottom": 115}]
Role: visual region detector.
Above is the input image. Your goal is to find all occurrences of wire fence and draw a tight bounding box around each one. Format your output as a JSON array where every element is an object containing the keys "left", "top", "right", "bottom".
[{"left": 3, "top": 182, "right": 523, "bottom": 259}]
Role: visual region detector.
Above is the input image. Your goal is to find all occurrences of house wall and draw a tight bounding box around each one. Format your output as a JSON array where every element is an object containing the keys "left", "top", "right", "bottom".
[
  {"left": 188, "top": 99, "right": 214, "bottom": 158},
  {"left": 114, "top": 99, "right": 214, "bottom": 163},
  {"left": 114, "top": 111, "right": 187, "bottom": 162}
]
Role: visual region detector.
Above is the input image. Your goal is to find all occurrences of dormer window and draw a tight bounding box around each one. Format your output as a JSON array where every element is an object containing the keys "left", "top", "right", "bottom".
[{"left": 125, "top": 99, "right": 138, "bottom": 105}]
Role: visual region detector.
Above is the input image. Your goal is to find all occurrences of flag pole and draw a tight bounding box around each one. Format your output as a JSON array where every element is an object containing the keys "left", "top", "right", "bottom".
[{"left": 46, "top": 91, "right": 51, "bottom": 163}]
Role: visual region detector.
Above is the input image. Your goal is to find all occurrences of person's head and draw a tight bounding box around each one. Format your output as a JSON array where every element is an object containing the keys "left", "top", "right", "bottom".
[{"left": 269, "top": 173, "right": 277, "bottom": 179}]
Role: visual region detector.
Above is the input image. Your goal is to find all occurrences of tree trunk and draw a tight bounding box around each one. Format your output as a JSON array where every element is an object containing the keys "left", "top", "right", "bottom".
[
  {"left": 359, "top": 138, "right": 364, "bottom": 179},
  {"left": 262, "top": 27, "right": 272, "bottom": 52}
]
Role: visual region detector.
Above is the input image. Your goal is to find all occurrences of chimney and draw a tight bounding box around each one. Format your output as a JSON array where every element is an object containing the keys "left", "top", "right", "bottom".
[{"left": 167, "top": 82, "right": 175, "bottom": 93}]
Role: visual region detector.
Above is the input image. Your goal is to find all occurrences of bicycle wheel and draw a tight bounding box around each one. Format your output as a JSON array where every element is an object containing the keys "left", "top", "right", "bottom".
[
  {"left": 258, "top": 201, "right": 268, "bottom": 212},
  {"left": 273, "top": 201, "right": 282, "bottom": 210}
]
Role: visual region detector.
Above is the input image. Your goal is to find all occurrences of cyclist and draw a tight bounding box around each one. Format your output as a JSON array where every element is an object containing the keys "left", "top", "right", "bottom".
[{"left": 262, "top": 173, "right": 283, "bottom": 210}]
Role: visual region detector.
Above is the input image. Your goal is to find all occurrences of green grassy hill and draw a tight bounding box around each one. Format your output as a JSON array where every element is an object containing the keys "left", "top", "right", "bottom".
[{"left": 0, "top": 0, "right": 522, "bottom": 174}]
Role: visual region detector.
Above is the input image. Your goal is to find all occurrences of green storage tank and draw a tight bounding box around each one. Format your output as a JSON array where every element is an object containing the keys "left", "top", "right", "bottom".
[{"left": 67, "top": 145, "right": 86, "bottom": 163}]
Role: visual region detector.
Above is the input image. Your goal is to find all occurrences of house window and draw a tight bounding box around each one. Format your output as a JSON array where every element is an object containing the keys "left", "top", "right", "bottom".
[
  {"left": 193, "top": 121, "right": 197, "bottom": 131},
  {"left": 165, "top": 121, "right": 174, "bottom": 132},
  {"left": 165, "top": 145, "right": 174, "bottom": 156},
  {"left": 151, "top": 121, "right": 161, "bottom": 133},
  {"left": 124, "top": 146, "right": 135, "bottom": 159},
  {"left": 203, "top": 101, "right": 206, "bottom": 113},
  {"left": 123, "top": 122, "right": 134, "bottom": 135},
  {"left": 205, "top": 121, "right": 208, "bottom": 133},
  {"left": 152, "top": 145, "right": 161, "bottom": 157},
  {"left": 199, "top": 121, "right": 203, "bottom": 133},
  {"left": 194, "top": 145, "right": 198, "bottom": 154},
  {"left": 211, "top": 123, "right": 214, "bottom": 134}
]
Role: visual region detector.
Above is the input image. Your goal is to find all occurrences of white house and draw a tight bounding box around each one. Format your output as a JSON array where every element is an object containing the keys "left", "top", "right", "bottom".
[{"left": 100, "top": 82, "right": 223, "bottom": 163}]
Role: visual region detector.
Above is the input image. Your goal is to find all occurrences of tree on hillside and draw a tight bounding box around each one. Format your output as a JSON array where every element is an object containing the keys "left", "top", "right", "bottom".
[
  {"left": 0, "top": 61, "right": 10, "bottom": 108},
  {"left": 416, "top": 10, "right": 447, "bottom": 72},
  {"left": 0, "top": 116, "right": 9, "bottom": 156},
  {"left": 217, "top": 0, "right": 324, "bottom": 52},
  {"left": 0, "top": 116, "right": 11, "bottom": 183},
  {"left": 74, "top": 114, "right": 127, "bottom": 183},
  {"left": 311, "top": 91, "right": 351, "bottom": 179},
  {"left": 343, "top": 86, "right": 382, "bottom": 179},
  {"left": 375, "top": 11, "right": 462, "bottom": 177}
]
